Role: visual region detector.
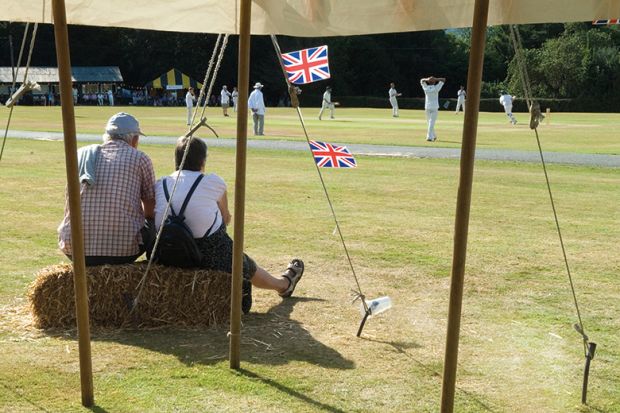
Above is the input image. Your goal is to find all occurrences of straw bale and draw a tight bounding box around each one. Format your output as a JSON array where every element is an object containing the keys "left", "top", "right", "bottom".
[{"left": 28, "top": 263, "right": 231, "bottom": 329}]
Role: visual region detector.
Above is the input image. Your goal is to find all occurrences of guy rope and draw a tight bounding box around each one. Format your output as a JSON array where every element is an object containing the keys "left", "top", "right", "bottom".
[
  {"left": 188, "top": 33, "right": 230, "bottom": 132},
  {"left": 133, "top": 34, "right": 229, "bottom": 309},
  {"left": 269, "top": 35, "right": 372, "bottom": 336},
  {"left": 508, "top": 24, "right": 596, "bottom": 405},
  {"left": 1, "top": 21, "right": 40, "bottom": 162}
]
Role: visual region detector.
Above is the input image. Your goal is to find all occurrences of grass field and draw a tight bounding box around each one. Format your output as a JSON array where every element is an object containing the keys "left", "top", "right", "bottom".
[
  {"left": 0, "top": 107, "right": 619, "bottom": 412},
  {"left": 1, "top": 105, "right": 620, "bottom": 155}
]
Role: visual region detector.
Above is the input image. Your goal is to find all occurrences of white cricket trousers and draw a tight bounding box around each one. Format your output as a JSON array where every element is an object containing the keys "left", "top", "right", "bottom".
[
  {"left": 186, "top": 106, "right": 193, "bottom": 125},
  {"left": 455, "top": 98, "right": 465, "bottom": 113},
  {"left": 425, "top": 108, "right": 438, "bottom": 140},
  {"left": 318, "top": 103, "right": 335, "bottom": 119},
  {"left": 390, "top": 97, "right": 399, "bottom": 117},
  {"left": 503, "top": 105, "right": 517, "bottom": 123}
]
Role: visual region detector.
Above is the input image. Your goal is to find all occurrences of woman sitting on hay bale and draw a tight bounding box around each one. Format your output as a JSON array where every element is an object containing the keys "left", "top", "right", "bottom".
[{"left": 153, "top": 136, "right": 304, "bottom": 313}]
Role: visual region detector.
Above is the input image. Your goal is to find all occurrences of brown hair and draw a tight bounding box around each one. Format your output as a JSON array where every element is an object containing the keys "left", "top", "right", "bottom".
[{"left": 175, "top": 136, "right": 207, "bottom": 171}]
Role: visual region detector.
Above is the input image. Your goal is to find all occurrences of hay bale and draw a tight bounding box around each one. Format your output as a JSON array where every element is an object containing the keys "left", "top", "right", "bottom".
[{"left": 28, "top": 263, "right": 231, "bottom": 329}]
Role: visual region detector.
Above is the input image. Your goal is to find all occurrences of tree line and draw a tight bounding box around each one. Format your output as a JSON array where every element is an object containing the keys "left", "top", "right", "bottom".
[{"left": 1, "top": 22, "right": 618, "bottom": 108}]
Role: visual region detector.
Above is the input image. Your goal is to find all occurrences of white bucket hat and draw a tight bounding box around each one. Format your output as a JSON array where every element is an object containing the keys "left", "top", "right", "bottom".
[{"left": 253, "top": 82, "right": 264, "bottom": 89}]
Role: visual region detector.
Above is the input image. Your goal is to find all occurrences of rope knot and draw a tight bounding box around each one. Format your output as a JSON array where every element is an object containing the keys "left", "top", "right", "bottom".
[
  {"left": 529, "top": 101, "right": 545, "bottom": 129},
  {"left": 288, "top": 85, "right": 301, "bottom": 108}
]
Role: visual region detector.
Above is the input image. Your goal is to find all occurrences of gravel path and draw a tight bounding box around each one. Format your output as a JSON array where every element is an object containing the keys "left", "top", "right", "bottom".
[{"left": 6, "top": 129, "right": 620, "bottom": 168}]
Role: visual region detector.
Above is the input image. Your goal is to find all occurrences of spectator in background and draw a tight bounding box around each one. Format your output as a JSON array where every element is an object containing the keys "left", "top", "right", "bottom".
[
  {"left": 248, "top": 82, "right": 266, "bottom": 136},
  {"left": 220, "top": 85, "right": 232, "bottom": 117},
  {"left": 107, "top": 89, "right": 114, "bottom": 106},
  {"left": 231, "top": 87, "right": 239, "bottom": 112}
]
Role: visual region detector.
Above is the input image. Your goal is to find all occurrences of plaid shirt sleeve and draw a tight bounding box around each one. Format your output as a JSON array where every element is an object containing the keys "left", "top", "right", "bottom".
[{"left": 139, "top": 152, "right": 156, "bottom": 201}]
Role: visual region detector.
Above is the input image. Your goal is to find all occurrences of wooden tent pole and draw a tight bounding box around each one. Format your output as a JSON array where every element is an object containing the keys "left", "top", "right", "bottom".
[
  {"left": 439, "top": 0, "right": 489, "bottom": 411},
  {"left": 51, "top": 0, "right": 94, "bottom": 406},
  {"left": 229, "top": 0, "right": 251, "bottom": 369}
]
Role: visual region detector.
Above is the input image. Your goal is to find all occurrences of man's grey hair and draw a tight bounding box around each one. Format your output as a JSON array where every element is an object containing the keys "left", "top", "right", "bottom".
[{"left": 102, "top": 132, "right": 136, "bottom": 144}]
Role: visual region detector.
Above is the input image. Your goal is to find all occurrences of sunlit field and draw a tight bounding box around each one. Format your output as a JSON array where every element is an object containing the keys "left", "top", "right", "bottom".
[
  {"left": 0, "top": 106, "right": 619, "bottom": 412},
  {"left": 2, "top": 105, "right": 619, "bottom": 155}
]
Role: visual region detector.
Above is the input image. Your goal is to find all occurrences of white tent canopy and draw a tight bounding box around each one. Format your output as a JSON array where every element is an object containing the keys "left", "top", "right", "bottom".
[{"left": 3, "top": 0, "right": 619, "bottom": 36}]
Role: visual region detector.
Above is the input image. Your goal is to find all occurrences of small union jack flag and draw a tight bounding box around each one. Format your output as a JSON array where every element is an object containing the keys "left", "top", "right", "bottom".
[
  {"left": 309, "top": 140, "right": 357, "bottom": 168},
  {"left": 281, "top": 46, "right": 330, "bottom": 85},
  {"left": 593, "top": 19, "right": 619, "bottom": 25}
]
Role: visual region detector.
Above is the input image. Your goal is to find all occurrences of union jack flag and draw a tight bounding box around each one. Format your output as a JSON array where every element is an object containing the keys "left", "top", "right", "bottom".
[
  {"left": 309, "top": 140, "right": 357, "bottom": 168},
  {"left": 593, "top": 19, "right": 619, "bottom": 25},
  {"left": 281, "top": 46, "right": 330, "bottom": 85}
]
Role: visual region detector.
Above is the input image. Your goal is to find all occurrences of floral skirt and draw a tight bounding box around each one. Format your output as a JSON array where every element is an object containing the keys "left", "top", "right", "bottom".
[{"left": 196, "top": 223, "right": 257, "bottom": 281}]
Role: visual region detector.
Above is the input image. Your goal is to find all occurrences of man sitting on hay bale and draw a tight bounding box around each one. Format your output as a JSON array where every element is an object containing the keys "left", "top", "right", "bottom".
[
  {"left": 57, "top": 112, "right": 156, "bottom": 266},
  {"left": 153, "top": 136, "right": 305, "bottom": 313}
]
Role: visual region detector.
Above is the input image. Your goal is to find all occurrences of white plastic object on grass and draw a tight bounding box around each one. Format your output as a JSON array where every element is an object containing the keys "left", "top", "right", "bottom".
[{"left": 360, "top": 296, "right": 392, "bottom": 317}]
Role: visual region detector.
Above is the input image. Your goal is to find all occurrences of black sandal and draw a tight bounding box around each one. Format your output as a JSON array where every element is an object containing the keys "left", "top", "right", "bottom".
[{"left": 279, "top": 259, "right": 304, "bottom": 298}]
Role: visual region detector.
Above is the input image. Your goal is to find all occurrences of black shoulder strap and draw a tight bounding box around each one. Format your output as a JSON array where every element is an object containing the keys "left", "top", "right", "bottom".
[
  {"left": 163, "top": 174, "right": 204, "bottom": 218},
  {"left": 162, "top": 177, "right": 177, "bottom": 217},
  {"left": 204, "top": 209, "right": 220, "bottom": 237},
  {"left": 178, "top": 174, "right": 204, "bottom": 217}
]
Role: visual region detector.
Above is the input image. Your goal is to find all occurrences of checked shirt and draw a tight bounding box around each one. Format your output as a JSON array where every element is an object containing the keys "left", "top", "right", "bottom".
[{"left": 58, "top": 139, "right": 155, "bottom": 257}]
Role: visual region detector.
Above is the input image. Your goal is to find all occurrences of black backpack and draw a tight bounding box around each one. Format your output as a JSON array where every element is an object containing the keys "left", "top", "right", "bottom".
[{"left": 153, "top": 174, "right": 214, "bottom": 268}]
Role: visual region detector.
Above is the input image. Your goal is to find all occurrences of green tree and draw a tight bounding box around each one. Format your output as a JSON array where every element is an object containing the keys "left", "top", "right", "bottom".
[{"left": 506, "top": 23, "right": 620, "bottom": 99}]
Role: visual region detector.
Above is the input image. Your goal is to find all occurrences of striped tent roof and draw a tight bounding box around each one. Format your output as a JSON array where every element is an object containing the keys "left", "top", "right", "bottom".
[{"left": 145, "top": 68, "right": 202, "bottom": 90}]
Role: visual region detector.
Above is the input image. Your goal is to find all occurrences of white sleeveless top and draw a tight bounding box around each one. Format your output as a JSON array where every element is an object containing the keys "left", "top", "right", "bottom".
[{"left": 154, "top": 170, "right": 226, "bottom": 238}]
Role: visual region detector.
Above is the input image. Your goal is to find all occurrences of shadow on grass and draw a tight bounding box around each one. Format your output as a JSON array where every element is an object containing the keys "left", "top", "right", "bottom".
[
  {"left": 88, "top": 296, "right": 354, "bottom": 370},
  {"left": 33, "top": 297, "right": 352, "bottom": 412},
  {"left": 237, "top": 368, "right": 346, "bottom": 413},
  {"left": 1, "top": 382, "right": 51, "bottom": 412},
  {"left": 362, "top": 338, "right": 499, "bottom": 413},
  {"left": 88, "top": 405, "right": 110, "bottom": 413},
  {"left": 583, "top": 406, "right": 611, "bottom": 413},
  {"left": 435, "top": 139, "right": 462, "bottom": 145}
]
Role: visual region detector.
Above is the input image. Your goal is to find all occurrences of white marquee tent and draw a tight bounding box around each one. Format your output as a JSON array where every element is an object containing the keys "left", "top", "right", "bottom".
[{"left": 3, "top": 0, "right": 619, "bottom": 35}]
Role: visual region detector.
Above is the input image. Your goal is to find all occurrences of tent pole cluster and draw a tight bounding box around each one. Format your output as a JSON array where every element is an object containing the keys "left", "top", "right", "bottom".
[
  {"left": 440, "top": 0, "right": 490, "bottom": 411},
  {"left": 51, "top": 0, "right": 94, "bottom": 407}
]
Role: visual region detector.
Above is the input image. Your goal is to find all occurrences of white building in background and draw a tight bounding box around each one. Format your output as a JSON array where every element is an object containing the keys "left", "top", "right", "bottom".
[{"left": 0, "top": 66, "right": 123, "bottom": 105}]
